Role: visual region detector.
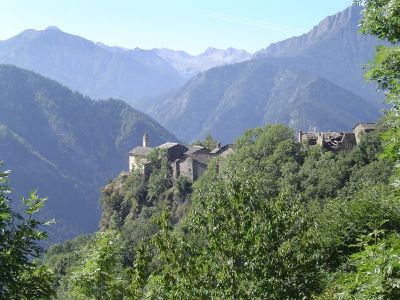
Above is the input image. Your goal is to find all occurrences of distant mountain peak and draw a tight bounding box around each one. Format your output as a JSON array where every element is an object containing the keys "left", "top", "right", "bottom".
[
  {"left": 203, "top": 47, "right": 219, "bottom": 55},
  {"left": 45, "top": 26, "right": 61, "bottom": 31},
  {"left": 201, "top": 47, "right": 250, "bottom": 57},
  {"left": 254, "top": 5, "right": 364, "bottom": 59}
]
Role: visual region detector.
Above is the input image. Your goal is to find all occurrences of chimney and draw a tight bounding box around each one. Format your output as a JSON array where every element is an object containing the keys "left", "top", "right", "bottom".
[
  {"left": 143, "top": 133, "right": 149, "bottom": 147},
  {"left": 298, "top": 130, "right": 303, "bottom": 142}
]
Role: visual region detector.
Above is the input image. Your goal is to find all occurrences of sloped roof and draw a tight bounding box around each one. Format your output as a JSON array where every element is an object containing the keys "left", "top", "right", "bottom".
[
  {"left": 210, "top": 144, "right": 234, "bottom": 154},
  {"left": 158, "top": 142, "right": 179, "bottom": 149},
  {"left": 129, "top": 146, "right": 153, "bottom": 156},
  {"left": 210, "top": 148, "right": 219, "bottom": 154},
  {"left": 185, "top": 145, "right": 207, "bottom": 155}
]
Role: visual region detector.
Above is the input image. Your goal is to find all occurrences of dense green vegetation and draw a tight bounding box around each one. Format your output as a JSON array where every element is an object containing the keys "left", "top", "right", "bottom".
[
  {"left": 356, "top": 0, "right": 400, "bottom": 182},
  {"left": 42, "top": 118, "right": 398, "bottom": 299}
]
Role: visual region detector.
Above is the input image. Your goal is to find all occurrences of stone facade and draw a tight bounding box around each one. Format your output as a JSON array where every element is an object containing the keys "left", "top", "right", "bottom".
[
  {"left": 353, "top": 123, "right": 376, "bottom": 144},
  {"left": 173, "top": 155, "right": 209, "bottom": 182},
  {"left": 129, "top": 135, "right": 234, "bottom": 183},
  {"left": 128, "top": 146, "right": 152, "bottom": 172},
  {"left": 172, "top": 146, "right": 215, "bottom": 182}
]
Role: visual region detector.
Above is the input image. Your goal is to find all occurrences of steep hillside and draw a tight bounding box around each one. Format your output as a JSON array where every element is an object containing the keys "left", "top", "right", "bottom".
[
  {"left": 0, "top": 64, "right": 177, "bottom": 241},
  {"left": 148, "top": 59, "right": 380, "bottom": 143},
  {"left": 253, "top": 5, "right": 385, "bottom": 103}
]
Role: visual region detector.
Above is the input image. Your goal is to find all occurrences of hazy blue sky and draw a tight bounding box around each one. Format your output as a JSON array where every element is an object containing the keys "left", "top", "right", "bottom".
[{"left": 0, "top": 0, "right": 354, "bottom": 54}]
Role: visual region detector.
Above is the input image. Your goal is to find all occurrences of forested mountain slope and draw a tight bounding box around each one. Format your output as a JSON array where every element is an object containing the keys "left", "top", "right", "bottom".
[
  {"left": 148, "top": 59, "right": 380, "bottom": 143},
  {"left": 0, "top": 64, "right": 177, "bottom": 241}
]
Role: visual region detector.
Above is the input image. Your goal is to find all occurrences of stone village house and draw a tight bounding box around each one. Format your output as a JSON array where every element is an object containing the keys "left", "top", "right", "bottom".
[
  {"left": 129, "top": 133, "right": 233, "bottom": 182},
  {"left": 129, "top": 122, "right": 375, "bottom": 183}
]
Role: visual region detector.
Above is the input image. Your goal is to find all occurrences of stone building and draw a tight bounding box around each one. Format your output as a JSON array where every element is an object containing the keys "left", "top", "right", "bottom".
[
  {"left": 172, "top": 146, "right": 214, "bottom": 182},
  {"left": 298, "top": 132, "right": 318, "bottom": 146},
  {"left": 299, "top": 122, "right": 375, "bottom": 151},
  {"left": 173, "top": 154, "right": 212, "bottom": 182},
  {"left": 316, "top": 132, "right": 357, "bottom": 151},
  {"left": 210, "top": 144, "right": 235, "bottom": 157},
  {"left": 157, "top": 142, "right": 188, "bottom": 162},
  {"left": 129, "top": 134, "right": 234, "bottom": 183},
  {"left": 128, "top": 133, "right": 152, "bottom": 173},
  {"left": 353, "top": 122, "right": 376, "bottom": 144},
  {"left": 128, "top": 135, "right": 188, "bottom": 174}
]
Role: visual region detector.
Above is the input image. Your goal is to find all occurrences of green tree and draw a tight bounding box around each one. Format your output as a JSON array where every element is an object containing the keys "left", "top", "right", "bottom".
[
  {"left": 191, "top": 134, "right": 219, "bottom": 150},
  {"left": 70, "top": 230, "right": 130, "bottom": 300},
  {"left": 342, "top": 233, "right": 400, "bottom": 299},
  {"left": 355, "top": 0, "right": 400, "bottom": 184},
  {"left": 147, "top": 149, "right": 172, "bottom": 203},
  {"left": 0, "top": 168, "right": 55, "bottom": 299},
  {"left": 140, "top": 126, "right": 325, "bottom": 298},
  {"left": 318, "top": 232, "right": 400, "bottom": 299}
]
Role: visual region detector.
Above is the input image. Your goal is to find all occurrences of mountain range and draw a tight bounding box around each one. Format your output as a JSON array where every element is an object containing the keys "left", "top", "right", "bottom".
[
  {"left": 145, "top": 6, "right": 384, "bottom": 142},
  {"left": 0, "top": 64, "right": 177, "bottom": 241},
  {"left": 0, "top": 5, "right": 388, "bottom": 241},
  {"left": 0, "top": 27, "right": 250, "bottom": 106}
]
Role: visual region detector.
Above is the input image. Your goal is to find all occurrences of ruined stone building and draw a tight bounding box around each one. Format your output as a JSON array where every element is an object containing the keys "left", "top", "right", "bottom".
[
  {"left": 128, "top": 134, "right": 234, "bottom": 182},
  {"left": 353, "top": 122, "right": 376, "bottom": 144},
  {"left": 298, "top": 122, "right": 376, "bottom": 151}
]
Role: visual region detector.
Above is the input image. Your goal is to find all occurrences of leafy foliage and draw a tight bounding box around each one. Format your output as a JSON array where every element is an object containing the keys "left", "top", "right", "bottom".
[
  {"left": 355, "top": 0, "right": 400, "bottom": 186},
  {"left": 334, "top": 233, "right": 400, "bottom": 299},
  {"left": 147, "top": 149, "right": 172, "bottom": 203},
  {"left": 44, "top": 118, "right": 399, "bottom": 299},
  {"left": 70, "top": 230, "right": 130, "bottom": 300},
  {"left": 191, "top": 134, "right": 219, "bottom": 149},
  {"left": 0, "top": 167, "right": 55, "bottom": 299}
]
